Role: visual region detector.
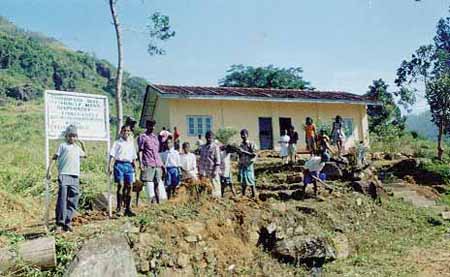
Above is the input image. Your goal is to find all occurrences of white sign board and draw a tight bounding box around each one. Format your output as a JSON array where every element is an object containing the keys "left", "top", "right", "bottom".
[{"left": 45, "top": 90, "right": 109, "bottom": 141}]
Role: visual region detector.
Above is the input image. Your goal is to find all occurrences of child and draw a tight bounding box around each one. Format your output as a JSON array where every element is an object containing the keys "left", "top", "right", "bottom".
[
  {"left": 278, "top": 130, "right": 290, "bottom": 164},
  {"left": 161, "top": 136, "right": 181, "bottom": 199},
  {"left": 180, "top": 142, "right": 198, "bottom": 181},
  {"left": 287, "top": 125, "right": 299, "bottom": 163},
  {"left": 316, "top": 129, "right": 333, "bottom": 155},
  {"left": 356, "top": 140, "right": 368, "bottom": 167},
  {"left": 199, "top": 131, "right": 221, "bottom": 198},
  {"left": 304, "top": 117, "right": 317, "bottom": 155},
  {"left": 302, "top": 152, "right": 330, "bottom": 198},
  {"left": 46, "top": 125, "right": 86, "bottom": 232},
  {"left": 331, "top": 115, "right": 346, "bottom": 156},
  {"left": 238, "top": 129, "right": 257, "bottom": 198},
  {"left": 220, "top": 145, "right": 236, "bottom": 197},
  {"left": 109, "top": 125, "right": 137, "bottom": 217}
]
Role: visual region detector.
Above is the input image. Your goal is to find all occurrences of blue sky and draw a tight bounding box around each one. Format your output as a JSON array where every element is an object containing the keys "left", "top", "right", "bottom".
[{"left": 2, "top": 0, "right": 449, "bottom": 113}]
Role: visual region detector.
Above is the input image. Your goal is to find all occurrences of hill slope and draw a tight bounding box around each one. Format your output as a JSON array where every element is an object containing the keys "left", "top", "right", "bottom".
[{"left": 0, "top": 16, "right": 146, "bottom": 114}]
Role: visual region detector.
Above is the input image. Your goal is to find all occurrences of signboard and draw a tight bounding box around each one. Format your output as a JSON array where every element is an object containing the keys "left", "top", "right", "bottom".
[
  {"left": 44, "top": 90, "right": 112, "bottom": 226},
  {"left": 45, "top": 90, "right": 109, "bottom": 141}
]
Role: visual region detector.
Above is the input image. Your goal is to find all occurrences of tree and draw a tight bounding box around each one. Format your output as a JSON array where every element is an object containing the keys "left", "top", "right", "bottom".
[
  {"left": 215, "top": 127, "right": 238, "bottom": 145},
  {"left": 395, "top": 9, "right": 450, "bottom": 159},
  {"left": 219, "top": 65, "right": 313, "bottom": 90},
  {"left": 365, "top": 79, "right": 405, "bottom": 134},
  {"left": 108, "top": 1, "right": 175, "bottom": 134},
  {"left": 425, "top": 75, "right": 450, "bottom": 160},
  {"left": 109, "top": 0, "right": 124, "bottom": 133}
]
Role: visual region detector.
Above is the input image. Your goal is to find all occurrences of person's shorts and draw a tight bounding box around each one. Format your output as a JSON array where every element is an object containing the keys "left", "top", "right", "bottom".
[
  {"left": 114, "top": 161, "right": 134, "bottom": 184},
  {"left": 220, "top": 176, "right": 232, "bottom": 187},
  {"left": 305, "top": 137, "right": 316, "bottom": 150},
  {"left": 304, "top": 171, "right": 326, "bottom": 185},
  {"left": 288, "top": 144, "right": 297, "bottom": 155},
  {"left": 141, "top": 166, "right": 163, "bottom": 182},
  {"left": 165, "top": 167, "right": 180, "bottom": 188},
  {"left": 238, "top": 164, "right": 255, "bottom": 186}
]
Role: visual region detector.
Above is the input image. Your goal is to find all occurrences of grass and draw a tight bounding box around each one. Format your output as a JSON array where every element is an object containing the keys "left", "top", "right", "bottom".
[{"left": 1, "top": 101, "right": 450, "bottom": 276}]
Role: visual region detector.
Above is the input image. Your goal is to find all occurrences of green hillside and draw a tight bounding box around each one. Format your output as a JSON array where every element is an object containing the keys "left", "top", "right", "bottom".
[
  {"left": 406, "top": 110, "right": 450, "bottom": 142},
  {"left": 0, "top": 16, "right": 146, "bottom": 115}
]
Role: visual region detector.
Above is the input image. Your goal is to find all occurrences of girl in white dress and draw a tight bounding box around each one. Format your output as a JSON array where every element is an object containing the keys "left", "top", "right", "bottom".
[{"left": 279, "top": 130, "right": 290, "bottom": 164}]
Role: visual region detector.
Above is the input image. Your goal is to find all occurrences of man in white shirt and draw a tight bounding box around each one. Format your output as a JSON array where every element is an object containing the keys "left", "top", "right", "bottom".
[
  {"left": 303, "top": 152, "right": 330, "bottom": 198},
  {"left": 161, "top": 137, "right": 181, "bottom": 199},
  {"left": 180, "top": 142, "right": 198, "bottom": 180},
  {"left": 109, "top": 126, "right": 138, "bottom": 217}
]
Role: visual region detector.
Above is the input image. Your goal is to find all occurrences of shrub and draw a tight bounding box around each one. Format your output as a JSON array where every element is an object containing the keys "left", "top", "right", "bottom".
[{"left": 215, "top": 127, "right": 238, "bottom": 144}]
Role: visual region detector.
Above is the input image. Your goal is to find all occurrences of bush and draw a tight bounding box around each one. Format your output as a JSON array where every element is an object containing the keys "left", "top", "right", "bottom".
[{"left": 215, "top": 127, "right": 238, "bottom": 144}]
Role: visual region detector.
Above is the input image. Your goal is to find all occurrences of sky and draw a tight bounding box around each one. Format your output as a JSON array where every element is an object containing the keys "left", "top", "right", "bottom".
[{"left": 2, "top": 0, "right": 450, "bottom": 113}]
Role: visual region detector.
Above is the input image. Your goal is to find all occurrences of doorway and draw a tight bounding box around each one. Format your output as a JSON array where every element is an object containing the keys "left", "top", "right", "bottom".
[
  {"left": 258, "top": 117, "right": 273, "bottom": 150},
  {"left": 279, "top": 117, "right": 292, "bottom": 136}
]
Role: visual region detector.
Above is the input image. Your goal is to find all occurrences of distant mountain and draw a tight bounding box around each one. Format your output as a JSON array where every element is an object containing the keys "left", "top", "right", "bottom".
[
  {"left": 406, "top": 110, "right": 443, "bottom": 141},
  {"left": 0, "top": 16, "right": 147, "bottom": 112}
]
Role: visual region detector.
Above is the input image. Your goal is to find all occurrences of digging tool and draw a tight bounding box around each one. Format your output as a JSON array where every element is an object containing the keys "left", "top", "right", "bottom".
[{"left": 311, "top": 175, "right": 333, "bottom": 193}]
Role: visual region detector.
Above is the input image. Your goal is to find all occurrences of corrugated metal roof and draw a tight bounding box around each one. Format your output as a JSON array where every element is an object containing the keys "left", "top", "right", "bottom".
[{"left": 150, "top": 84, "right": 375, "bottom": 103}]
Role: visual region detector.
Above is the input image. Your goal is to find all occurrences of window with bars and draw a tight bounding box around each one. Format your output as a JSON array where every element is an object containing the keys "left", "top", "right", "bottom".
[{"left": 187, "top": 116, "right": 213, "bottom": 136}]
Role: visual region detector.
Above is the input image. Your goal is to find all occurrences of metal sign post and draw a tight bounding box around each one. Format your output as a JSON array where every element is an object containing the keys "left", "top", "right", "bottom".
[{"left": 44, "top": 90, "right": 111, "bottom": 229}]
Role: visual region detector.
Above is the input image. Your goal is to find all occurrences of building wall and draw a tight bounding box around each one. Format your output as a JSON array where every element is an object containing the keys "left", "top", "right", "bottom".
[
  {"left": 161, "top": 98, "right": 368, "bottom": 150},
  {"left": 152, "top": 97, "right": 171, "bottom": 131}
]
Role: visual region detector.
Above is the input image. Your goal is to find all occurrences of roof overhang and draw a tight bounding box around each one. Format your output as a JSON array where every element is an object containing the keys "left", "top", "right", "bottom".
[{"left": 148, "top": 84, "right": 380, "bottom": 106}]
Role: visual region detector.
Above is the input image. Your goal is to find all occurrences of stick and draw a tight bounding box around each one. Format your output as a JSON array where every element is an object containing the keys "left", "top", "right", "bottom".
[{"left": 311, "top": 175, "right": 333, "bottom": 192}]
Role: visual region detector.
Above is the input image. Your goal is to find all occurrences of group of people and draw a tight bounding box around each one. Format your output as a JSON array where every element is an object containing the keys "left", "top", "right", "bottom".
[
  {"left": 45, "top": 114, "right": 354, "bottom": 233},
  {"left": 46, "top": 119, "right": 258, "bottom": 232},
  {"left": 278, "top": 115, "right": 349, "bottom": 198},
  {"left": 279, "top": 115, "right": 347, "bottom": 164}
]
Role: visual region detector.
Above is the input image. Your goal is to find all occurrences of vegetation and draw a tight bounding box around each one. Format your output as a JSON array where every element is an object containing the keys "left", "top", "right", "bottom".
[
  {"left": 396, "top": 10, "right": 450, "bottom": 159},
  {"left": 0, "top": 16, "right": 147, "bottom": 116},
  {"left": 108, "top": 1, "right": 175, "bottom": 132},
  {"left": 365, "top": 79, "right": 406, "bottom": 135},
  {"left": 219, "top": 64, "right": 313, "bottom": 89},
  {"left": 215, "top": 127, "right": 238, "bottom": 144}
]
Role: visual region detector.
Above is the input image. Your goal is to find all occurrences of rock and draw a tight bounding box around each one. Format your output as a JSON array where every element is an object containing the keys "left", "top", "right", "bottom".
[
  {"left": 184, "top": 222, "right": 205, "bottom": 236},
  {"left": 384, "top": 153, "right": 393, "bottom": 160},
  {"left": 228, "top": 264, "right": 236, "bottom": 271},
  {"left": 322, "top": 162, "right": 343, "bottom": 180},
  {"left": 273, "top": 236, "right": 336, "bottom": 266},
  {"left": 96, "top": 61, "right": 112, "bottom": 79},
  {"left": 5, "top": 86, "right": 35, "bottom": 101},
  {"left": 356, "top": 198, "right": 362, "bottom": 206},
  {"left": 332, "top": 234, "right": 350, "bottom": 259},
  {"left": 176, "top": 254, "right": 190, "bottom": 268},
  {"left": 139, "top": 233, "right": 160, "bottom": 246},
  {"left": 433, "top": 185, "right": 448, "bottom": 194},
  {"left": 184, "top": 235, "right": 198, "bottom": 243},
  {"left": 92, "top": 192, "right": 116, "bottom": 212},
  {"left": 442, "top": 212, "right": 450, "bottom": 220},
  {"left": 371, "top": 152, "right": 384, "bottom": 160},
  {"left": 65, "top": 233, "right": 137, "bottom": 277},
  {"left": 350, "top": 180, "right": 385, "bottom": 200},
  {"left": 286, "top": 173, "right": 303, "bottom": 184},
  {"left": 294, "top": 225, "right": 304, "bottom": 235},
  {"left": 139, "top": 259, "right": 150, "bottom": 272}
]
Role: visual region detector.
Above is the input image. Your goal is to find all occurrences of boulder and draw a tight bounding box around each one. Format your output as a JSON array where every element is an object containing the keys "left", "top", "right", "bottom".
[
  {"left": 322, "top": 162, "right": 343, "bottom": 180},
  {"left": 442, "top": 212, "right": 450, "bottom": 220},
  {"left": 331, "top": 234, "right": 350, "bottom": 259},
  {"left": 92, "top": 192, "right": 116, "bottom": 212},
  {"left": 273, "top": 235, "right": 336, "bottom": 267},
  {"left": 350, "top": 180, "right": 385, "bottom": 200},
  {"left": 66, "top": 233, "right": 137, "bottom": 277},
  {"left": 286, "top": 173, "right": 303, "bottom": 184}
]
